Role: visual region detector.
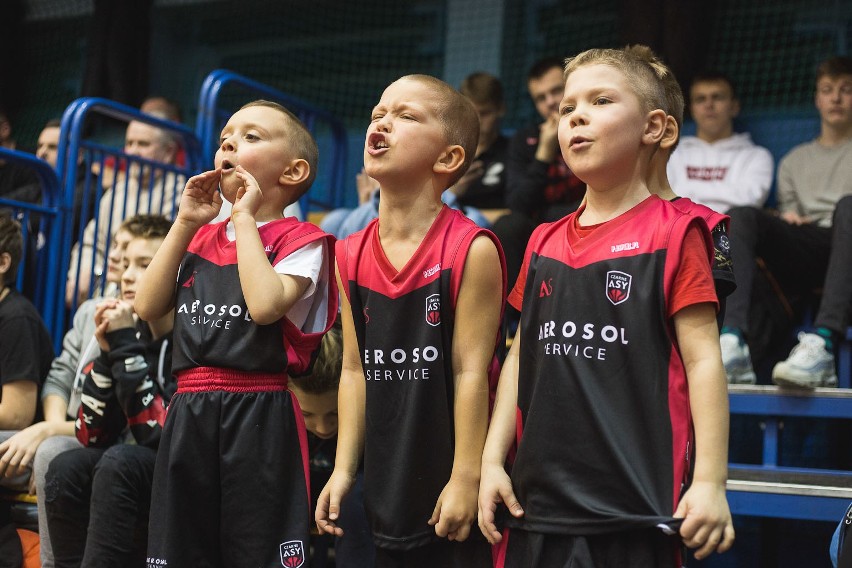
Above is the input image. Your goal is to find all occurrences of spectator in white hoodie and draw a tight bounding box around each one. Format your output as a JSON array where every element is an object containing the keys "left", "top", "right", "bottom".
[{"left": 667, "top": 72, "right": 774, "bottom": 213}]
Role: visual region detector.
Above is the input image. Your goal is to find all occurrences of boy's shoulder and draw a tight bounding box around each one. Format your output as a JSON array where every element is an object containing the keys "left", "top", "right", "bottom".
[{"left": 669, "top": 197, "right": 728, "bottom": 229}]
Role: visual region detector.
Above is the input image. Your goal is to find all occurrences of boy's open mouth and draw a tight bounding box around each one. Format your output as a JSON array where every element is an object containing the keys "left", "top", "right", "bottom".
[
  {"left": 367, "top": 133, "right": 389, "bottom": 153},
  {"left": 221, "top": 159, "right": 236, "bottom": 172}
]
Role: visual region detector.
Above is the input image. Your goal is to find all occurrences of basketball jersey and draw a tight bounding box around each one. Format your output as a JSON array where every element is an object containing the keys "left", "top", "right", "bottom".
[
  {"left": 172, "top": 217, "right": 337, "bottom": 376},
  {"left": 671, "top": 196, "right": 735, "bottom": 299},
  {"left": 509, "top": 196, "right": 711, "bottom": 535},
  {"left": 337, "top": 206, "right": 505, "bottom": 550}
]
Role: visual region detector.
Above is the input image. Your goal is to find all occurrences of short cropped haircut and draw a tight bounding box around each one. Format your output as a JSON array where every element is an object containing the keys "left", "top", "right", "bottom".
[
  {"left": 691, "top": 71, "right": 737, "bottom": 100},
  {"left": 119, "top": 214, "right": 172, "bottom": 240},
  {"left": 0, "top": 214, "right": 22, "bottom": 285},
  {"left": 399, "top": 75, "right": 480, "bottom": 186},
  {"left": 289, "top": 320, "right": 342, "bottom": 395},
  {"left": 43, "top": 118, "right": 61, "bottom": 130},
  {"left": 460, "top": 72, "right": 504, "bottom": 108},
  {"left": 815, "top": 56, "right": 852, "bottom": 85},
  {"left": 527, "top": 56, "right": 565, "bottom": 83},
  {"left": 239, "top": 100, "right": 319, "bottom": 198},
  {"left": 564, "top": 45, "right": 669, "bottom": 118}
]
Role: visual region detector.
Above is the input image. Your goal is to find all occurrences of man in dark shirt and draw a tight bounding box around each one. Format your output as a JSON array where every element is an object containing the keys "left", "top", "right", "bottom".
[{"left": 492, "top": 57, "right": 585, "bottom": 324}]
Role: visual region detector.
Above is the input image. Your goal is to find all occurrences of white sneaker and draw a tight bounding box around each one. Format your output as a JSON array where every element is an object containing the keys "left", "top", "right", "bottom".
[
  {"left": 772, "top": 332, "right": 837, "bottom": 389},
  {"left": 720, "top": 332, "right": 756, "bottom": 385}
]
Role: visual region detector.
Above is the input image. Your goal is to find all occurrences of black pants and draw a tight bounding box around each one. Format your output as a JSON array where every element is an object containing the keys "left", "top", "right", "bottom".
[
  {"left": 44, "top": 444, "right": 156, "bottom": 568},
  {"left": 724, "top": 196, "right": 852, "bottom": 335}
]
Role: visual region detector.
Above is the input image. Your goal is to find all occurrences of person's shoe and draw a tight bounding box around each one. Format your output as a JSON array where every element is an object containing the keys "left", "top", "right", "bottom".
[
  {"left": 720, "top": 332, "right": 756, "bottom": 385},
  {"left": 772, "top": 332, "right": 837, "bottom": 389}
]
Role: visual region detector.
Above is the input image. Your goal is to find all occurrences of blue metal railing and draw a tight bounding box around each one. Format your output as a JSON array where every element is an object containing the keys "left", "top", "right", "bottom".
[
  {"left": 0, "top": 147, "right": 64, "bottom": 347},
  {"left": 56, "top": 97, "right": 204, "bottom": 332}
]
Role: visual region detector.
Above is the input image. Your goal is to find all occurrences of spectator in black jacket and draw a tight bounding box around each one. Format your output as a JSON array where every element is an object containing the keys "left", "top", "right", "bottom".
[
  {"left": 43, "top": 216, "right": 173, "bottom": 568},
  {"left": 491, "top": 57, "right": 585, "bottom": 329}
]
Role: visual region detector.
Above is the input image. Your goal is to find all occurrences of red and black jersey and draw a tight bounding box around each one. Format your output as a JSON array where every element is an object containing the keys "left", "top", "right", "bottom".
[
  {"left": 337, "top": 206, "right": 505, "bottom": 550},
  {"left": 509, "top": 196, "right": 712, "bottom": 536},
  {"left": 172, "top": 217, "right": 337, "bottom": 376},
  {"left": 671, "top": 197, "right": 736, "bottom": 300}
]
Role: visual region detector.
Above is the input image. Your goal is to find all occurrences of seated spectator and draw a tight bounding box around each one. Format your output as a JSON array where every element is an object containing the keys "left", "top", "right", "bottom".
[
  {"left": 0, "top": 214, "right": 160, "bottom": 568},
  {"left": 449, "top": 72, "right": 509, "bottom": 211},
  {"left": 66, "top": 113, "right": 182, "bottom": 308},
  {"left": 667, "top": 71, "right": 773, "bottom": 213},
  {"left": 37, "top": 118, "right": 98, "bottom": 239},
  {"left": 289, "top": 321, "right": 374, "bottom": 567},
  {"left": 0, "top": 214, "right": 53, "bottom": 432},
  {"left": 321, "top": 170, "right": 490, "bottom": 240},
  {"left": 721, "top": 55, "right": 852, "bottom": 387},
  {"left": 491, "top": 56, "right": 585, "bottom": 299},
  {"left": 44, "top": 217, "right": 175, "bottom": 568},
  {"left": 648, "top": 54, "right": 737, "bottom": 326},
  {"left": 0, "top": 107, "right": 40, "bottom": 206}
]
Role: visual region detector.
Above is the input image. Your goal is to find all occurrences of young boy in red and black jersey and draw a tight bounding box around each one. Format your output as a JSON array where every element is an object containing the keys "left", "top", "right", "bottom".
[
  {"left": 135, "top": 100, "right": 337, "bottom": 568},
  {"left": 478, "top": 47, "right": 734, "bottom": 567},
  {"left": 316, "top": 75, "right": 505, "bottom": 568}
]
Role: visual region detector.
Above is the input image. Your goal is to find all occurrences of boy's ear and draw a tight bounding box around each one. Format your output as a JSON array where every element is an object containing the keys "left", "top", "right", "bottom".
[
  {"left": 433, "top": 145, "right": 466, "bottom": 177},
  {"left": 642, "top": 109, "right": 668, "bottom": 145},
  {"left": 659, "top": 115, "right": 679, "bottom": 150},
  {"left": 0, "top": 252, "right": 10, "bottom": 277},
  {"left": 279, "top": 158, "right": 311, "bottom": 187}
]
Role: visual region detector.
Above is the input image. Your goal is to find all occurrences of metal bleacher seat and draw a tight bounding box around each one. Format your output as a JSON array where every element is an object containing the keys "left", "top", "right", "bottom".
[{"left": 727, "top": 385, "right": 852, "bottom": 522}]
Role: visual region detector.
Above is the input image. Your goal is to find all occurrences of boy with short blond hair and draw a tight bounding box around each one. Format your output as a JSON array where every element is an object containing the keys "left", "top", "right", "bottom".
[
  {"left": 316, "top": 75, "right": 505, "bottom": 567},
  {"left": 136, "top": 99, "right": 337, "bottom": 567},
  {"left": 478, "top": 47, "right": 734, "bottom": 567}
]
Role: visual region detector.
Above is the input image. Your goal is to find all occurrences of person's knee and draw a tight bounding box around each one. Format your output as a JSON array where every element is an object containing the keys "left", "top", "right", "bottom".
[
  {"left": 727, "top": 205, "right": 761, "bottom": 225},
  {"left": 43, "top": 450, "right": 89, "bottom": 506},
  {"left": 34, "top": 436, "right": 80, "bottom": 479},
  {"left": 833, "top": 195, "right": 852, "bottom": 224},
  {"left": 93, "top": 445, "right": 154, "bottom": 489}
]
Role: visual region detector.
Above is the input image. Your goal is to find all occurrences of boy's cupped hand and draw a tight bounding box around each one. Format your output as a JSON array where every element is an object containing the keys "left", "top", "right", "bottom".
[
  {"left": 178, "top": 168, "right": 223, "bottom": 227},
  {"left": 231, "top": 165, "right": 263, "bottom": 220},
  {"left": 429, "top": 474, "right": 481, "bottom": 542},
  {"left": 675, "top": 480, "right": 735, "bottom": 559}
]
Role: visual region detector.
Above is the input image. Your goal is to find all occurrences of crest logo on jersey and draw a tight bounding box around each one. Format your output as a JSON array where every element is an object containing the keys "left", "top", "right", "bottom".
[
  {"left": 181, "top": 270, "right": 197, "bottom": 288},
  {"left": 425, "top": 293, "right": 441, "bottom": 326},
  {"left": 539, "top": 278, "right": 553, "bottom": 298},
  {"left": 606, "top": 271, "right": 631, "bottom": 305},
  {"left": 279, "top": 540, "right": 305, "bottom": 567}
]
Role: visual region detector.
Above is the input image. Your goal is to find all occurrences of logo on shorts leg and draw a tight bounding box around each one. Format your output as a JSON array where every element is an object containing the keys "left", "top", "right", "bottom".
[
  {"left": 605, "top": 271, "right": 632, "bottom": 305},
  {"left": 425, "top": 293, "right": 441, "bottom": 326},
  {"left": 279, "top": 540, "right": 305, "bottom": 567}
]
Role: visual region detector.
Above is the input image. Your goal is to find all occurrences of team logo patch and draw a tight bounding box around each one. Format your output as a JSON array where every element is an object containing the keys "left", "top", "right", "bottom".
[
  {"left": 181, "top": 270, "right": 197, "bottom": 288},
  {"left": 279, "top": 540, "right": 305, "bottom": 567},
  {"left": 605, "top": 271, "right": 632, "bottom": 305},
  {"left": 425, "top": 293, "right": 441, "bottom": 326}
]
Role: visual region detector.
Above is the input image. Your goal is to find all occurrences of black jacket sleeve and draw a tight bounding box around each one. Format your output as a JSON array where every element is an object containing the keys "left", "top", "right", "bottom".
[
  {"left": 76, "top": 327, "right": 172, "bottom": 448},
  {"left": 505, "top": 126, "right": 550, "bottom": 215}
]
